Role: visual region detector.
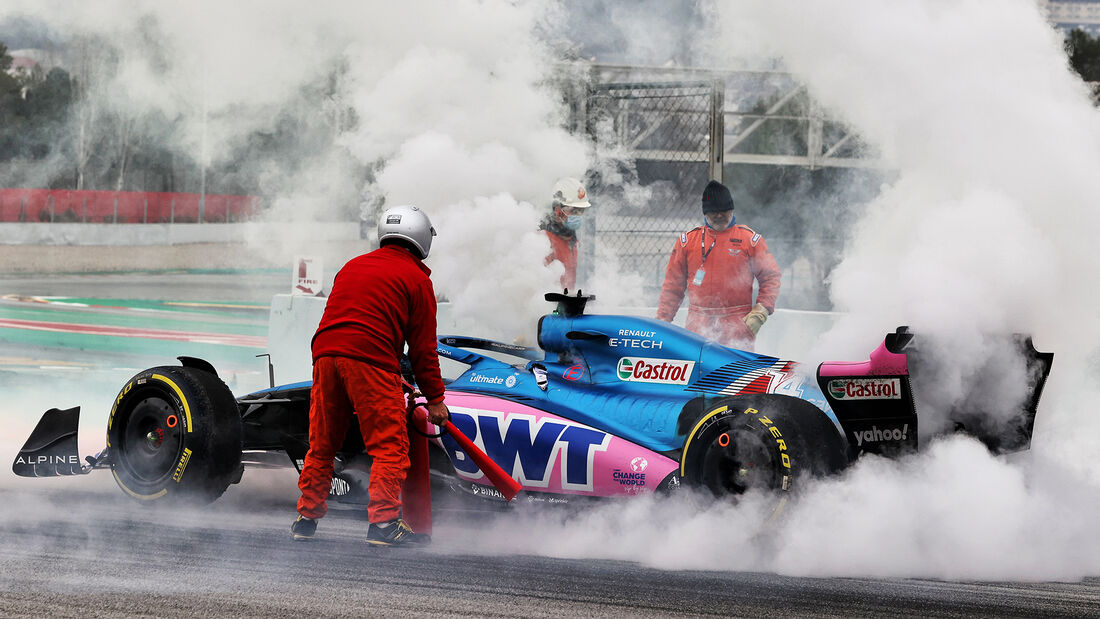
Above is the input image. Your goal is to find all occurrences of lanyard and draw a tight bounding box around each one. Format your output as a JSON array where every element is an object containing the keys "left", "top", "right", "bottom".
[{"left": 700, "top": 227, "right": 717, "bottom": 267}]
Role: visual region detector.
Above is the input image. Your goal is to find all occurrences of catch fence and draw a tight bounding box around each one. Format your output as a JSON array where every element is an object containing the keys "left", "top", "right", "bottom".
[{"left": 578, "top": 78, "right": 722, "bottom": 301}]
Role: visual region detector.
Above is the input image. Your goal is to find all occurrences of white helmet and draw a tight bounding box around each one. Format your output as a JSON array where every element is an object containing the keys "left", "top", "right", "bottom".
[
  {"left": 378, "top": 205, "right": 436, "bottom": 259},
  {"left": 551, "top": 177, "right": 591, "bottom": 209}
]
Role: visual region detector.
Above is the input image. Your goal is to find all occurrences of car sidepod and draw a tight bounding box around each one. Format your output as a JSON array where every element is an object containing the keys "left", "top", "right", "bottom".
[{"left": 433, "top": 391, "right": 680, "bottom": 500}]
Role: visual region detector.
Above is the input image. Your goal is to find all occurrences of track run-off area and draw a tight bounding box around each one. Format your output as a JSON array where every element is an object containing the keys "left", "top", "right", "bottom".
[{"left": 0, "top": 274, "right": 278, "bottom": 390}]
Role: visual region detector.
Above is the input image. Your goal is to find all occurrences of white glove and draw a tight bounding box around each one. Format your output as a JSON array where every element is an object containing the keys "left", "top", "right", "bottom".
[{"left": 742, "top": 303, "right": 769, "bottom": 336}]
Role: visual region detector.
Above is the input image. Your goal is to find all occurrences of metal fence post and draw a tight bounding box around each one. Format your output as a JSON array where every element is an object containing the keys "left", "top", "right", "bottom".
[
  {"left": 807, "top": 98, "right": 824, "bottom": 171},
  {"left": 113, "top": 196, "right": 119, "bottom": 224},
  {"left": 581, "top": 211, "right": 596, "bottom": 290},
  {"left": 709, "top": 79, "right": 725, "bottom": 183}
]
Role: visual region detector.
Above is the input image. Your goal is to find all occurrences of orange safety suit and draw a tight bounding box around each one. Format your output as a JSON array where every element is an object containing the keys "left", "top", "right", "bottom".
[
  {"left": 544, "top": 229, "right": 578, "bottom": 291},
  {"left": 656, "top": 223, "right": 781, "bottom": 349}
]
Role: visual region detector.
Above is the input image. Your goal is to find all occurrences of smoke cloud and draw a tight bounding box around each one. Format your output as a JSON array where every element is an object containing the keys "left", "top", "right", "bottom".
[
  {"left": 3, "top": 0, "right": 1099, "bottom": 583},
  {"left": 713, "top": 0, "right": 1100, "bottom": 463},
  {"left": 0, "top": 0, "right": 591, "bottom": 334},
  {"left": 427, "top": 0, "right": 1100, "bottom": 582},
  {"left": 440, "top": 436, "right": 1100, "bottom": 581}
]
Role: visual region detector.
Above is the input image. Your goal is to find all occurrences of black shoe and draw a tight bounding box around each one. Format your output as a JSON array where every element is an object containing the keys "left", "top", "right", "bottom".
[
  {"left": 291, "top": 515, "right": 317, "bottom": 541},
  {"left": 365, "top": 518, "right": 430, "bottom": 547}
]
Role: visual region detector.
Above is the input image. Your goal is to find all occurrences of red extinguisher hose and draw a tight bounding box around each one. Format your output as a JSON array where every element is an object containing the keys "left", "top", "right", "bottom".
[{"left": 411, "top": 405, "right": 523, "bottom": 502}]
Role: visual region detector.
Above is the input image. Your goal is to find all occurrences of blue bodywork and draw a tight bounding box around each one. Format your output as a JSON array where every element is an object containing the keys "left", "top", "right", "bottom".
[
  {"left": 243, "top": 298, "right": 839, "bottom": 454},
  {"left": 438, "top": 310, "right": 837, "bottom": 453}
]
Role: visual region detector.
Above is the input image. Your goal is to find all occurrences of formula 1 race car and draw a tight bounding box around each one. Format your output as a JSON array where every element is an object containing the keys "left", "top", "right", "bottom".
[{"left": 13, "top": 292, "right": 1054, "bottom": 508}]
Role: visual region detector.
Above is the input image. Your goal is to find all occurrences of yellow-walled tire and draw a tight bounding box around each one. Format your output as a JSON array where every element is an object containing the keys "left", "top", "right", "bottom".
[
  {"left": 106, "top": 365, "right": 241, "bottom": 503},
  {"left": 680, "top": 394, "right": 847, "bottom": 498}
]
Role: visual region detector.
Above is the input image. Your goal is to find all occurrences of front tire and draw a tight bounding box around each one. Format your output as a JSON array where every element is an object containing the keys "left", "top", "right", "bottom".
[
  {"left": 107, "top": 364, "right": 241, "bottom": 503},
  {"left": 679, "top": 394, "right": 847, "bottom": 499}
]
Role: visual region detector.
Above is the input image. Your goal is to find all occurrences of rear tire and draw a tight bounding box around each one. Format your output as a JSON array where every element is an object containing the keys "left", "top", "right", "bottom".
[
  {"left": 680, "top": 394, "right": 847, "bottom": 499},
  {"left": 107, "top": 365, "right": 241, "bottom": 503}
]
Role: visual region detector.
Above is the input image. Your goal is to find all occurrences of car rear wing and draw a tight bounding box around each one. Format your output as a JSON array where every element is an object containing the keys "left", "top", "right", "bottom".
[
  {"left": 817, "top": 327, "right": 1053, "bottom": 458},
  {"left": 906, "top": 331, "right": 1054, "bottom": 454}
]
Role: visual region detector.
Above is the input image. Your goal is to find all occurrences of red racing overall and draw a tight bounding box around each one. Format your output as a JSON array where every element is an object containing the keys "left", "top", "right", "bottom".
[
  {"left": 656, "top": 224, "right": 781, "bottom": 349},
  {"left": 297, "top": 244, "right": 445, "bottom": 524}
]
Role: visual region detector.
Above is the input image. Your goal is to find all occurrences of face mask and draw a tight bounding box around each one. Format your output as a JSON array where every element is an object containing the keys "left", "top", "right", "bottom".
[
  {"left": 564, "top": 215, "right": 583, "bottom": 230},
  {"left": 704, "top": 213, "right": 735, "bottom": 231}
]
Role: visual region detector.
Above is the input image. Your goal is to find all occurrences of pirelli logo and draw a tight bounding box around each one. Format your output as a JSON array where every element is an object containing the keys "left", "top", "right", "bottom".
[{"left": 172, "top": 447, "right": 193, "bottom": 483}]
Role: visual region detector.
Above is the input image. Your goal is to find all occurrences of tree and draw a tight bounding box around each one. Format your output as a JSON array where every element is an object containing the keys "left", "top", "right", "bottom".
[
  {"left": 0, "top": 34, "right": 360, "bottom": 204},
  {"left": 0, "top": 43, "right": 76, "bottom": 177},
  {"left": 0, "top": 42, "right": 18, "bottom": 97},
  {"left": 0, "top": 42, "right": 25, "bottom": 163},
  {"left": 29, "top": 68, "right": 74, "bottom": 121},
  {"left": 1065, "top": 28, "right": 1100, "bottom": 101}
]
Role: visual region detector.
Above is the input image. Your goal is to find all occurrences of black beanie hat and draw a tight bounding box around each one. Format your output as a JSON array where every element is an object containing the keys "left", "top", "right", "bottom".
[{"left": 701, "top": 180, "right": 734, "bottom": 213}]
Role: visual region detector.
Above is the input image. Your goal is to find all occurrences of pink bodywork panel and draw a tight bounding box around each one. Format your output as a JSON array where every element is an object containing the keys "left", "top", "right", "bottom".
[
  {"left": 435, "top": 392, "right": 679, "bottom": 497},
  {"left": 818, "top": 340, "right": 909, "bottom": 377}
]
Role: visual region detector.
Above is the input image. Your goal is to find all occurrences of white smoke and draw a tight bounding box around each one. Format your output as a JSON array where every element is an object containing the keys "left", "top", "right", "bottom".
[
  {"left": 713, "top": 0, "right": 1100, "bottom": 459},
  {"left": 440, "top": 436, "right": 1100, "bottom": 580},
  {"left": 713, "top": 1, "right": 1098, "bottom": 341},
  {"left": 668, "top": 0, "right": 1099, "bottom": 578},
  {"left": 341, "top": 10, "right": 592, "bottom": 332},
  {"left": 0, "top": 1, "right": 592, "bottom": 336},
  {"left": 426, "top": 192, "right": 561, "bottom": 339},
  {"left": 436, "top": 0, "right": 1100, "bottom": 582},
  {"left": 5, "top": 0, "right": 1100, "bottom": 583}
]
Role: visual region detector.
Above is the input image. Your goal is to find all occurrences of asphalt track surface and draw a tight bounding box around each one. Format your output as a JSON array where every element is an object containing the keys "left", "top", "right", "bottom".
[
  {"left": 2, "top": 273, "right": 1100, "bottom": 617},
  {"left": 2, "top": 481, "right": 1099, "bottom": 618}
]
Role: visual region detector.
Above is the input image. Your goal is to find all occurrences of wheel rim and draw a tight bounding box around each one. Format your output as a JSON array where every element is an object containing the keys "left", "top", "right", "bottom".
[
  {"left": 699, "top": 428, "right": 779, "bottom": 495},
  {"left": 117, "top": 394, "right": 184, "bottom": 484}
]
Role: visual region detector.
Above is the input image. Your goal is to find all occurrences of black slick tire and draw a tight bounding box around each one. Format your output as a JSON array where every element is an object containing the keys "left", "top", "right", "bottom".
[
  {"left": 106, "top": 364, "right": 241, "bottom": 503},
  {"left": 679, "top": 394, "right": 847, "bottom": 499}
]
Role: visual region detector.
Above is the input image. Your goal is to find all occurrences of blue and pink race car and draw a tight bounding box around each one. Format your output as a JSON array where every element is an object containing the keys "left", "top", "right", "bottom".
[{"left": 13, "top": 291, "right": 1053, "bottom": 508}]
